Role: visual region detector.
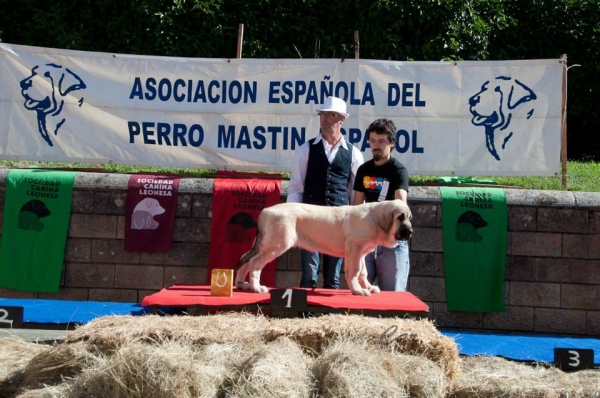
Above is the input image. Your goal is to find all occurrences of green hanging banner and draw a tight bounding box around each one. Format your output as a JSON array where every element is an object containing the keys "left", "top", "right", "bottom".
[
  {"left": 0, "top": 169, "right": 77, "bottom": 293},
  {"left": 440, "top": 187, "right": 507, "bottom": 312}
]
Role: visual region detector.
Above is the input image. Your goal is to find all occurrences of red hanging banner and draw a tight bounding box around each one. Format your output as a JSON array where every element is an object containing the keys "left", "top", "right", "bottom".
[
  {"left": 207, "top": 171, "right": 282, "bottom": 287},
  {"left": 124, "top": 174, "right": 180, "bottom": 252}
]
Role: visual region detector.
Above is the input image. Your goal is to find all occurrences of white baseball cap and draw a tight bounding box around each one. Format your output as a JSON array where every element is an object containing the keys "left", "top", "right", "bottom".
[{"left": 317, "top": 96, "right": 349, "bottom": 118}]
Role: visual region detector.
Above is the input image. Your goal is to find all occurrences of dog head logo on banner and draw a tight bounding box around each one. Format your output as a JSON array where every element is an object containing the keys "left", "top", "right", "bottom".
[
  {"left": 131, "top": 198, "right": 166, "bottom": 230},
  {"left": 20, "top": 63, "right": 87, "bottom": 147},
  {"left": 468, "top": 76, "right": 537, "bottom": 161},
  {"left": 225, "top": 211, "right": 258, "bottom": 242},
  {"left": 18, "top": 199, "right": 51, "bottom": 231},
  {"left": 455, "top": 210, "right": 488, "bottom": 242}
]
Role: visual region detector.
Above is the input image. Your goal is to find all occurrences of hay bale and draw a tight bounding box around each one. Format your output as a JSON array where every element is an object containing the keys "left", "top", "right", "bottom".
[
  {"left": 198, "top": 341, "right": 247, "bottom": 370},
  {"left": 262, "top": 315, "right": 460, "bottom": 380},
  {"left": 21, "top": 341, "right": 96, "bottom": 389},
  {"left": 6, "top": 313, "right": 597, "bottom": 397},
  {"left": 570, "top": 369, "right": 600, "bottom": 397},
  {"left": 66, "top": 313, "right": 270, "bottom": 353},
  {"left": 387, "top": 353, "right": 448, "bottom": 398},
  {"left": 68, "top": 337, "right": 222, "bottom": 398},
  {"left": 448, "top": 356, "right": 585, "bottom": 398},
  {"left": 0, "top": 338, "right": 51, "bottom": 379},
  {"left": 222, "top": 336, "right": 314, "bottom": 398},
  {"left": 192, "top": 341, "right": 248, "bottom": 397},
  {"left": 17, "top": 340, "right": 246, "bottom": 398},
  {"left": 14, "top": 384, "right": 69, "bottom": 398},
  {"left": 312, "top": 339, "right": 409, "bottom": 398},
  {"left": 0, "top": 338, "right": 52, "bottom": 397},
  {"left": 67, "top": 313, "right": 460, "bottom": 381}
]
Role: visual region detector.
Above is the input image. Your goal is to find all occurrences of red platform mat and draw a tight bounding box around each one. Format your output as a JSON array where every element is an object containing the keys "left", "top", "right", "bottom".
[
  {"left": 142, "top": 284, "right": 270, "bottom": 307},
  {"left": 141, "top": 285, "right": 429, "bottom": 314}
]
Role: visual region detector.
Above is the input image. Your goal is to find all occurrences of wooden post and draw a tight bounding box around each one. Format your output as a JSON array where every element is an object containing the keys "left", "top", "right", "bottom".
[
  {"left": 560, "top": 54, "right": 568, "bottom": 188},
  {"left": 354, "top": 31, "right": 360, "bottom": 59},
  {"left": 236, "top": 24, "right": 244, "bottom": 59}
]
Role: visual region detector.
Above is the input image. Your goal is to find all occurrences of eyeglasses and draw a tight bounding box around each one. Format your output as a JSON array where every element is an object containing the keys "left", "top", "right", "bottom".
[{"left": 319, "top": 112, "right": 343, "bottom": 118}]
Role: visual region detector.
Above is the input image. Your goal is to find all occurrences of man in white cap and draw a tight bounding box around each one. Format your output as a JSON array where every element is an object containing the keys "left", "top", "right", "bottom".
[{"left": 287, "top": 96, "right": 364, "bottom": 293}]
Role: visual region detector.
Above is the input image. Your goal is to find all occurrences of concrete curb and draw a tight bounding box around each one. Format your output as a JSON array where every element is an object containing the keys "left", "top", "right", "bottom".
[
  {"left": 2, "top": 168, "right": 600, "bottom": 208},
  {"left": 0, "top": 328, "right": 67, "bottom": 344}
]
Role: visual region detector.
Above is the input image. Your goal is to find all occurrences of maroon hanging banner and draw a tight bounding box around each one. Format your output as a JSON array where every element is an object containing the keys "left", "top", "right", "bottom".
[
  {"left": 207, "top": 171, "right": 282, "bottom": 287},
  {"left": 124, "top": 174, "right": 180, "bottom": 252}
]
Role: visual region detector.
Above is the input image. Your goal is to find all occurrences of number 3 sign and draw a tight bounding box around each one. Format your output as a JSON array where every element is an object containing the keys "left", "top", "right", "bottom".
[{"left": 554, "top": 348, "right": 594, "bottom": 371}]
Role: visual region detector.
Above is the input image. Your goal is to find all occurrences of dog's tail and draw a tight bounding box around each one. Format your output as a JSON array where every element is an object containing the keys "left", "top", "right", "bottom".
[{"left": 234, "top": 229, "right": 263, "bottom": 271}]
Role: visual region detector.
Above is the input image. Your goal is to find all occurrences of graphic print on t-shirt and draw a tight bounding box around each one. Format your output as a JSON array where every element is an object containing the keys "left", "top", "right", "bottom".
[{"left": 362, "top": 176, "right": 390, "bottom": 201}]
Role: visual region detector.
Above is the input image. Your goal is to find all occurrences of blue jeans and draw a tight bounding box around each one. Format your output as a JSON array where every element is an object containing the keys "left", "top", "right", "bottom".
[
  {"left": 300, "top": 250, "right": 343, "bottom": 289},
  {"left": 365, "top": 240, "right": 410, "bottom": 291}
]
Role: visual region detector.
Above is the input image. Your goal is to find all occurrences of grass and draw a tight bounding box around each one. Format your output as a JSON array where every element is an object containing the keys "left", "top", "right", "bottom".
[
  {"left": 411, "top": 160, "right": 599, "bottom": 192},
  {"left": 1, "top": 160, "right": 598, "bottom": 192}
]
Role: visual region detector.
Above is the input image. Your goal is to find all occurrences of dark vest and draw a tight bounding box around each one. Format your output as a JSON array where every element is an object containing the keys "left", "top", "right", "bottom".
[{"left": 303, "top": 138, "right": 352, "bottom": 206}]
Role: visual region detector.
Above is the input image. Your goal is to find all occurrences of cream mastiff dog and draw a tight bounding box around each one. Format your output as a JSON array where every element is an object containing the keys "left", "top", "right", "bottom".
[{"left": 235, "top": 199, "right": 413, "bottom": 296}]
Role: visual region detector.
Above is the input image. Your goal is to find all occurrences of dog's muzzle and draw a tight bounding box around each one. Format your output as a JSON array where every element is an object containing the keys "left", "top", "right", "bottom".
[{"left": 396, "top": 226, "right": 413, "bottom": 241}]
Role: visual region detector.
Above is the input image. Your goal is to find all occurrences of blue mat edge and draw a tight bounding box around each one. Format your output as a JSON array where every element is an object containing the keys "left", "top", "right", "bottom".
[
  {"left": 0, "top": 298, "right": 149, "bottom": 324},
  {"left": 442, "top": 329, "right": 600, "bottom": 364}
]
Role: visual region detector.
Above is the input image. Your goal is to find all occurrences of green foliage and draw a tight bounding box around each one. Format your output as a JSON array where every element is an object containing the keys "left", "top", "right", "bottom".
[
  {"left": 486, "top": 0, "right": 600, "bottom": 160},
  {"left": 0, "top": 0, "right": 598, "bottom": 159}
]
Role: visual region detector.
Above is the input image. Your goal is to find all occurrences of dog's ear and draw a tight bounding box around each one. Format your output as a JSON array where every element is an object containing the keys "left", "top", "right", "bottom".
[
  {"left": 507, "top": 79, "right": 536, "bottom": 110},
  {"left": 59, "top": 67, "right": 86, "bottom": 96},
  {"left": 387, "top": 212, "right": 397, "bottom": 233},
  {"left": 374, "top": 202, "right": 394, "bottom": 233}
]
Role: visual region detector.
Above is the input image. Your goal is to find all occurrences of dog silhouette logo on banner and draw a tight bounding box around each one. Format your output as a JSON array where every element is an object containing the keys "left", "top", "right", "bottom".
[
  {"left": 18, "top": 199, "right": 51, "bottom": 231},
  {"left": 131, "top": 197, "right": 166, "bottom": 230},
  {"left": 20, "top": 63, "right": 87, "bottom": 147},
  {"left": 456, "top": 210, "right": 489, "bottom": 242},
  {"left": 225, "top": 212, "right": 258, "bottom": 243},
  {"left": 469, "top": 76, "right": 537, "bottom": 161}
]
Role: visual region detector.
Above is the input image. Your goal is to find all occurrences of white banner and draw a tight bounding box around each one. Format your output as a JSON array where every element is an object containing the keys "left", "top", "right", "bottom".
[{"left": 0, "top": 43, "right": 563, "bottom": 175}]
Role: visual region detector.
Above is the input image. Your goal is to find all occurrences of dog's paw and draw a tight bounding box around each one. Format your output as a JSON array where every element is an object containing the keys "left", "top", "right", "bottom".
[
  {"left": 370, "top": 286, "right": 381, "bottom": 294},
  {"left": 358, "top": 278, "right": 371, "bottom": 290},
  {"left": 251, "top": 284, "right": 269, "bottom": 294},
  {"left": 351, "top": 288, "right": 371, "bottom": 297},
  {"left": 236, "top": 281, "right": 251, "bottom": 291}
]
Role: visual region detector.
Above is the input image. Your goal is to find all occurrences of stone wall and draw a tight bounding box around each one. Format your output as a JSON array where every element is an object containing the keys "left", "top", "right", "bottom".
[{"left": 1, "top": 170, "right": 599, "bottom": 336}]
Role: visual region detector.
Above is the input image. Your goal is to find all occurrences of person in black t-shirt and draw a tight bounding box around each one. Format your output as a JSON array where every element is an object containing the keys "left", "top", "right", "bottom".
[{"left": 353, "top": 118, "right": 410, "bottom": 291}]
